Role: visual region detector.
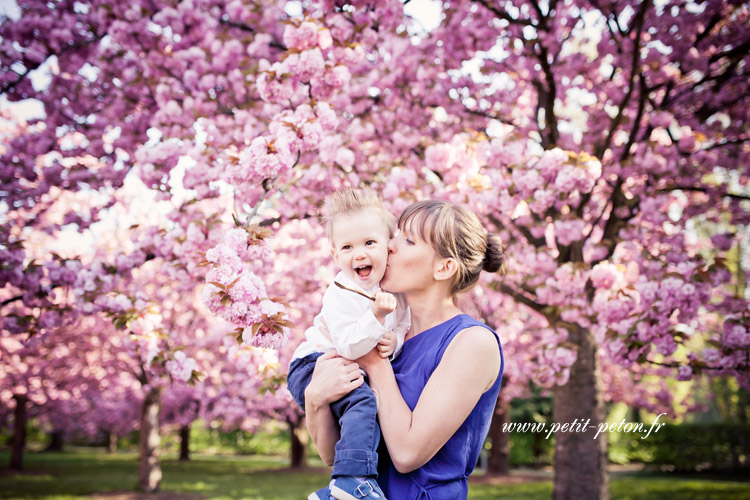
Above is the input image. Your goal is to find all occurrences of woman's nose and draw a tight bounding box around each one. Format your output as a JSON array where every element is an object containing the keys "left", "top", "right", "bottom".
[{"left": 387, "top": 239, "right": 397, "bottom": 254}]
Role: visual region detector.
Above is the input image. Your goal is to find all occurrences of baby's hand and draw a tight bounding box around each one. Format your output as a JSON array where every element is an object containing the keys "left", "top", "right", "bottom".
[
  {"left": 371, "top": 290, "right": 397, "bottom": 324},
  {"left": 377, "top": 330, "right": 397, "bottom": 358}
]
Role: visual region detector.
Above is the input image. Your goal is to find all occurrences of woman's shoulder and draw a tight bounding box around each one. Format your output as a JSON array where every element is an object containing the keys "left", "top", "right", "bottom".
[
  {"left": 452, "top": 314, "right": 499, "bottom": 336},
  {"left": 436, "top": 322, "right": 502, "bottom": 391},
  {"left": 452, "top": 323, "right": 500, "bottom": 352}
]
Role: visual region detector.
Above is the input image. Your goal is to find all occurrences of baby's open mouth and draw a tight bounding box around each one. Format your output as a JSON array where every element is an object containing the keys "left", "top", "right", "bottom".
[{"left": 355, "top": 265, "right": 372, "bottom": 279}]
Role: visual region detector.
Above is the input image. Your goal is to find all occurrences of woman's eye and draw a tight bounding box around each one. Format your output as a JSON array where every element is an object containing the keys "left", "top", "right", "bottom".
[{"left": 406, "top": 239, "right": 415, "bottom": 245}]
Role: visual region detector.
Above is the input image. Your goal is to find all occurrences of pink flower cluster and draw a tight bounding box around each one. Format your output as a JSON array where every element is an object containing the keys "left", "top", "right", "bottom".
[
  {"left": 165, "top": 351, "right": 198, "bottom": 382},
  {"left": 232, "top": 136, "right": 295, "bottom": 182},
  {"left": 723, "top": 321, "right": 750, "bottom": 349},
  {"left": 256, "top": 19, "right": 352, "bottom": 105},
  {"left": 533, "top": 346, "right": 578, "bottom": 387},
  {"left": 202, "top": 227, "right": 289, "bottom": 350},
  {"left": 554, "top": 219, "right": 588, "bottom": 246},
  {"left": 283, "top": 22, "right": 332, "bottom": 51}
]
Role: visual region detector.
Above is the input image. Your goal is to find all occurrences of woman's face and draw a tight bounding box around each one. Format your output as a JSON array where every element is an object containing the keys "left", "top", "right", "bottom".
[{"left": 380, "top": 224, "right": 438, "bottom": 294}]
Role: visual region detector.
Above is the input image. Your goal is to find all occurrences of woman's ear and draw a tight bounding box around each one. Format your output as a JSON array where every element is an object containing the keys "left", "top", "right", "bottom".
[{"left": 433, "top": 257, "right": 458, "bottom": 282}]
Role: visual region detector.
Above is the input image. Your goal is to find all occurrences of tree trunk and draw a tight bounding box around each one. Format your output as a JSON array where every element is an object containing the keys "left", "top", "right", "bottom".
[
  {"left": 288, "top": 418, "right": 308, "bottom": 468},
  {"left": 553, "top": 326, "right": 609, "bottom": 500},
  {"left": 487, "top": 396, "right": 511, "bottom": 475},
  {"left": 10, "top": 394, "right": 28, "bottom": 471},
  {"left": 179, "top": 425, "right": 190, "bottom": 461},
  {"left": 107, "top": 432, "right": 118, "bottom": 454},
  {"left": 138, "top": 386, "right": 162, "bottom": 493},
  {"left": 43, "top": 429, "right": 64, "bottom": 452}
]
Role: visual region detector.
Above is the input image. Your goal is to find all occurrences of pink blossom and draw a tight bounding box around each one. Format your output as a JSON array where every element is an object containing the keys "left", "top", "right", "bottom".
[
  {"left": 554, "top": 219, "right": 586, "bottom": 246},
  {"left": 710, "top": 232, "right": 734, "bottom": 251},
  {"left": 324, "top": 65, "right": 351, "bottom": 88},
  {"left": 723, "top": 323, "right": 750, "bottom": 348},
  {"left": 702, "top": 348, "right": 721, "bottom": 365},
  {"left": 166, "top": 351, "right": 197, "bottom": 382},
  {"left": 335, "top": 147, "right": 355, "bottom": 168},
  {"left": 224, "top": 228, "right": 249, "bottom": 257},
  {"left": 637, "top": 280, "right": 658, "bottom": 303},
  {"left": 651, "top": 111, "right": 673, "bottom": 128},
  {"left": 536, "top": 148, "right": 567, "bottom": 181},
  {"left": 676, "top": 365, "right": 692, "bottom": 381},
  {"left": 287, "top": 48, "right": 325, "bottom": 82},
  {"left": 590, "top": 262, "right": 622, "bottom": 289},
  {"left": 318, "top": 28, "right": 333, "bottom": 50},
  {"left": 315, "top": 101, "right": 338, "bottom": 130},
  {"left": 425, "top": 143, "right": 454, "bottom": 172},
  {"left": 283, "top": 22, "right": 319, "bottom": 50},
  {"left": 257, "top": 65, "right": 296, "bottom": 103},
  {"left": 554, "top": 165, "right": 585, "bottom": 193},
  {"left": 512, "top": 168, "right": 543, "bottom": 196},
  {"left": 232, "top": 136, "right": 294, "bottom": 182}
]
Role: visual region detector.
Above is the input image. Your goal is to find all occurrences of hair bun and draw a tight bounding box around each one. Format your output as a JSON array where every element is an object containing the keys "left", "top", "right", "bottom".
[{"left": 483, "top": 233, "right": 506, "bottom": 274}]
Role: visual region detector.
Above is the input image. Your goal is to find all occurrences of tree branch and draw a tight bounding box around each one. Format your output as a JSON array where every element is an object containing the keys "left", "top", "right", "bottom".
[
  {"left": 1, "top": 33, "right": 106, "bottom": 95},
  {"left": 219, "top": 19, "right": 286, "bottom": 50},
  {"left": 656, "top": 186, "right": 750, "bottom": 202},
  {"left": 489, "top": 213, "right": 545, "bottom": 248},
  {"left": 1, "top": 295, "right": 24, "bottom": 307},
  {"left": 496, "top": 283, "right": 546, "bottom": 314},
  {"left": 595, "top": 0, "right": 650, "bottom": 159},
  {"left": 534, "top": 43, "right": 559, "bottom": 148},
  {"left": 475, "top": 0, "right": 534, "bottom": 26},
  {"left": 462, "top": 103, "right": 516, "bottom": 126}
]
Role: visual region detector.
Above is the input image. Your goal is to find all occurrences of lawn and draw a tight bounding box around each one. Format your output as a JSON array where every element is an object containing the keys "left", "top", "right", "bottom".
[{"left": 1, "top": 449, "right": 748, "bottom": 500}]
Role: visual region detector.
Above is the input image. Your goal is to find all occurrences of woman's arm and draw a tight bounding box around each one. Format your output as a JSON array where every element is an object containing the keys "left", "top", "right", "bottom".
[
  {"left": 304, "top": 350, "right": 364, "bottom": 465},
  {"left": 360, "top": 326, "right": 501, "bottom": 473}
]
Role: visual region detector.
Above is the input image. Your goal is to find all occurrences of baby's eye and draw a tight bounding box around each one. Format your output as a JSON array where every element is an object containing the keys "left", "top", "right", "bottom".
[
  {"left": 365, "top": 240, "right": 377, "bottom": 246},
  {"left": 341, "top": 244, "right": 352, "bottom": 250}
]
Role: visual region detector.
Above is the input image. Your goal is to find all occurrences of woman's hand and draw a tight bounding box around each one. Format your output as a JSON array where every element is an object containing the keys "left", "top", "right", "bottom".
[{"left": 304, "top": 350, "right": 364, "bottom": 408}]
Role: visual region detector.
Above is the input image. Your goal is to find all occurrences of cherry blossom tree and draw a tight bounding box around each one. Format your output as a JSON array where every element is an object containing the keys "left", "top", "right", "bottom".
[{"left": 2, "top": 1, "right": 748, "bottom": 498}]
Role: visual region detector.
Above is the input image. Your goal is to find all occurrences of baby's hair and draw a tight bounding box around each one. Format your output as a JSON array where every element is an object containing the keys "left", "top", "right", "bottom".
[
  {"left": 398, "top": 199, "right": 506, "bottom": 295},
  {"left": 322, "top": 187, "right": 396, "bottom": 241}
]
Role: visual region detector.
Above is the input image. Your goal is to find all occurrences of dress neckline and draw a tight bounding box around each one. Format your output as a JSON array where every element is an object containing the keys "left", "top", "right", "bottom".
[{"left": 403, "top": 313, "right": 470, "bottom": 346}]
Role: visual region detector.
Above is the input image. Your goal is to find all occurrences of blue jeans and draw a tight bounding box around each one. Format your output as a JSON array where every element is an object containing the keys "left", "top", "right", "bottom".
[{"left": 288, "top": 352, "right": 380, "bottom": 477}]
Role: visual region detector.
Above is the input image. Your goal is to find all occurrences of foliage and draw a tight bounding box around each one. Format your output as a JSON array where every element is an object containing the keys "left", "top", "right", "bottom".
[{"left": 613, "top": 423, "right": 750, "bottom": 472}]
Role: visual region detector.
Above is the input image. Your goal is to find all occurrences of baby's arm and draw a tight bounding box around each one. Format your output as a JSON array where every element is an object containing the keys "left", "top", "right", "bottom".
[
  {"left": 387, "top": 294, "right": 410, "bottom": 359},
  {"left": 322, "top": 283, "right": 390, "bottom": 360}
]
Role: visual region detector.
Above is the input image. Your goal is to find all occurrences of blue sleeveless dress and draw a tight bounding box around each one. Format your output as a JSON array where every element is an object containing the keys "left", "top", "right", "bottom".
[{"left": 377, "top": 314, "right": 504, "bottom": 500}]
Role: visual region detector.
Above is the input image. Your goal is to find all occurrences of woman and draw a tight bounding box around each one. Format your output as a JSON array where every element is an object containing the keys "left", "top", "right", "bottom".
[{"left": 304, "top": 199, "right": 506, "bottom": 500}]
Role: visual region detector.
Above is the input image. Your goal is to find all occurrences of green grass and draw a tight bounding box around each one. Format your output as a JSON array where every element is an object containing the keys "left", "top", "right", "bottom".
[{"left": 1, "top": 449, "right": 748, "bottom": 500}]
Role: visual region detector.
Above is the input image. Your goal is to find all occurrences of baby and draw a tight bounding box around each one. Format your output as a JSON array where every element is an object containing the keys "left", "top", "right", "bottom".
[{"left": 287, "top": 187, "right": 409, "bottom": 500}]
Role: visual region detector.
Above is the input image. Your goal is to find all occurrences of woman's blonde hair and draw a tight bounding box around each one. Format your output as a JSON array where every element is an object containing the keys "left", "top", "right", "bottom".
[
  {"left": 322, "top": 187, "right": 396, "bottom": 241},
  {"left": 398, "top": 200, "right": 506, "bottom": 294}
]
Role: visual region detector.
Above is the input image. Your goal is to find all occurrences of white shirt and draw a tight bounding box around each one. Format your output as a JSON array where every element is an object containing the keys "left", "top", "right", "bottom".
[{"left": 291, "top": 271, "right": 410, "bottom": 361}]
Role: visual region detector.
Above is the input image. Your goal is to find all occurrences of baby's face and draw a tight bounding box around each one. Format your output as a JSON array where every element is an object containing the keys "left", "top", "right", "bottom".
[{"left": 330, "top": 209, "right": 391, "bottom": 291}]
